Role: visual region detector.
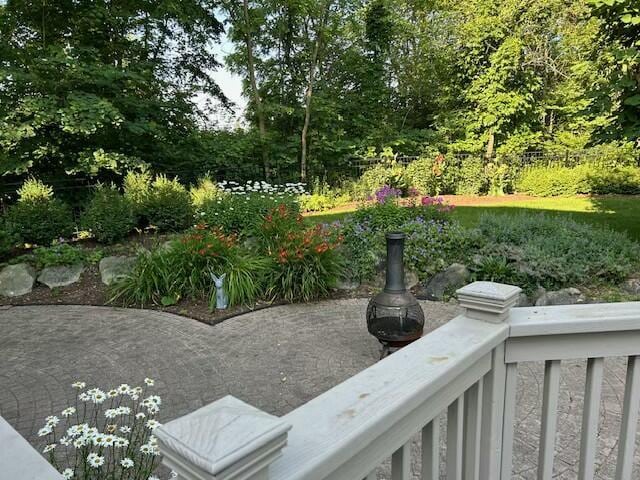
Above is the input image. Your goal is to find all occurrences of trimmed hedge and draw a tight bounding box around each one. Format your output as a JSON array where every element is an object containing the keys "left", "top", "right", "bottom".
[{"left": 516, "top": 164, "right": 640, "bottom": 196}]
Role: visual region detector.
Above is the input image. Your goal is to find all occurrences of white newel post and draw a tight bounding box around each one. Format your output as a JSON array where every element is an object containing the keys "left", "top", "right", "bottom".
[
  {"left": 156, "top": 396, "right": 291, "bottom": 480},
  {"left": 456, "top": 281, "right": 520, "bottom": 480}
]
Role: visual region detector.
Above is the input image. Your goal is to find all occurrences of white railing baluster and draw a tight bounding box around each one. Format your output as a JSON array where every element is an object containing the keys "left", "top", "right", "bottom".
[
  {"left": 578, "top": 357, "right": 604, "bottom": 480},
  {"left": 447, "top": 395, "right": 464, "bottom": 480},
  {"left": 615, "top": 355, "right": 640, "bottom": 480},
  {"left": 500, "top": 362, "right": 519, "bottom": 480},
  {"left": 392, "top": 442, "right": 411, "bottom": 480},
  {"left": 479, "top": 343, "right": 508, "bottom": 480},
  {"left": 422, "top": 414, "right": 441, "bottom": 480},
  {"left": 463, "top": 380, "right": 483, "bottom": 480},
  {"left": 537, "top": 359, "right": 561, "bottom": 480}
]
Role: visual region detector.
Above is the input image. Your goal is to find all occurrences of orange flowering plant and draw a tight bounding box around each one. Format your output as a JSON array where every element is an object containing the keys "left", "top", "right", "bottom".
[
  {"left": 259, "top": 205, "right": 344, "bottom": 302},
  {"left": 110, "top": 224, "right": 270, "bottom": 309}
]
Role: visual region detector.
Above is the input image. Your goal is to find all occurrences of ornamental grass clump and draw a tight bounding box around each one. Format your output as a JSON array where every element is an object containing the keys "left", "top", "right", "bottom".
[
  {"left": 39, "top": 378, "right": 174, "bottom": 480},
  {"left": 109, "top": 225, "right": 269, "bottom": 309},
  {"left": 259, "top": 204, "right": 344, "bottom": 302}
]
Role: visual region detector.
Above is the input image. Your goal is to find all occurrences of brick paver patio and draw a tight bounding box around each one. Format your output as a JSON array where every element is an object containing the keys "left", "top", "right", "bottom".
[{"left": 0, "top": 301, "right": 637, "bottom": 479}]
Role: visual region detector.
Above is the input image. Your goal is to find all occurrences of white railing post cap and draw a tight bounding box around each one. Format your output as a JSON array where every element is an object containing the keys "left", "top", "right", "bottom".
[
  {"left": 156, "top": 395, "right": 291, "bottom": 480},
  {"left": 456, "top": 281, "right": 521, "bottom": 323}
]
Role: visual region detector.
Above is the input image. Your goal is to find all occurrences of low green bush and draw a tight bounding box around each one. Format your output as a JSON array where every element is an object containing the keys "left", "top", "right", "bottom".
[
  {"left": 123, "top": 169, "right": 152, "bottom": 222},
  {"left": 145, "top": 175, "right": 194, "bottom": 232},
  {"left": 354, "top": 163, "right": 406, "bottom": 199},
  {"left": 190, "top": 176, "right": 221, "bottom": 208},
  {"left": 81, "top": 186, "right": 135, "bottom": 243},
  {"left": 27, "top": 244, "right": 103, "bottom": 269},
  {"left": 338, "top": 197, "right": 463, "bottom": 281},
  {"left": 298, "top": 193, "right": 336, "bottom": 212},
  {"left": 473, "top": 213, "right": 640, "bottom": 291},
  {"left": 516, "top": 164, "right": 640, "bottom": 196},
  {"left": 455, "top": 157, "right": 487, "bottom": 195},
  {"left": 0, "top": 224, "right": 16, "bottom": 259},
  {"left": 5, "top": 179, "right": 75, "bottom": 245}
]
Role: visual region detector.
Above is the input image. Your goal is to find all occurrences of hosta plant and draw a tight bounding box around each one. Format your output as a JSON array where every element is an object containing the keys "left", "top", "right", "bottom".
[{"left": 39, "top": 379, "right": 175, "bottom": 480}]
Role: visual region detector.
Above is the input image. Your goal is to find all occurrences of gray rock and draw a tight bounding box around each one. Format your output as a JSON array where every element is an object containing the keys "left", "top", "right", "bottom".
[
  {"left": 0, "top": 263, "right": 36, "bottom": 297},
  {"left": 515, "top": 292, "right": 532, "bottom": 307},
  {"left": 336, "top": 278, "right": 360, "bottom": 291},
  {"left": 622, "top": 278, "right": 640, "bottom": 295},
  {"left": 99, "top": 256, "right": 136, "bottom": 285},
  {"left": 405, "top": 270, "right": 420, "bottom": 290},
  {"left": 535, "top": 287, "right": 587, "bottom": 306},
  {"left": 38, "top": 264, "right": 84, "bottom": 289},
  {"left": 419, "top": 263, "right": 470, "bottom": 301}
]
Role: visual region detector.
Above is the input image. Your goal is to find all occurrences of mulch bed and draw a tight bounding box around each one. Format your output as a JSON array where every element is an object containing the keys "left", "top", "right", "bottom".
[{"left": 0, "top": 265, "right": 378, "bottom": 325}]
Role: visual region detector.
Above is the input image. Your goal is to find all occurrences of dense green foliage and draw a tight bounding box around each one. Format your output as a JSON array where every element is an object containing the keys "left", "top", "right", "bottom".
[
  {"left": 0, "top": 0, "right": 224, "bottom": 178},
  {"left": 5, "top": 179, "right": 74, "bottom": 245},
  {"left": 517, "top": 165, "right": 640, "bottom": 196},
  {"left": 81, "top": 186, "right": 135, "bottom": 243},
  {"left": 1, "top": 0, "right": 638, "bottom": 184},
  {"left": 473, "top": 213, "right": 640, "bottom": 291},
  {"left": 144, "top": 176, "right": 194, "bottom": 232}
]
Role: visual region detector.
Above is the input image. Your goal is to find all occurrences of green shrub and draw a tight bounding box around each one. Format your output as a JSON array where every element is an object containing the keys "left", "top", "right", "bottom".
[
  {"left": 259, "top": 205, "right": 344, "bottom": 302},
  {"left": 339, "top": 197, "right": 461, "bottom": 281},
  {"left": 354, "top": 163, "right": 406, "bottom": 199},
  {"left": 0, "top": 224, "right": 16, "bottom": 259},
  {"left": 298, "top": 193, "right": 336, "bottom": 212},
  {"left": 200, "top": 192, "right": 299, "bottom": 236},
  {"left": 123, "top": 169, "right": 152, "bottom": 221},
  {"left": 516, "top": 164, "right": 640, "bottom": 196},
  {"left": 5, "top": 179, "right": 74, "bottom": 245},
  {"left": 29, "top": 244, "right": 103, "bottom": 269},
  {"left": 455, "top": 157, "right": 487, "bottom": 195},
  {"left": 145, "top": 175, "right": 194, "bottom": 232},
  {"left": 110, "top": 227, "right": 269, "bottom": 308},
  {"left": 81, "top": 186, "right": 135, "bottom": 243},
  {"left": 473, "top": 213, "right": 640, "bottom": 291},
  {"left": 190, "top": 176, "right": 221, "bottom": 209}
]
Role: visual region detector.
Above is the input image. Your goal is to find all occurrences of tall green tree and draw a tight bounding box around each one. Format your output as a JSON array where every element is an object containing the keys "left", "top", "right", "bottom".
[{"left": 0, "top": 0, "right": 225, "bottom": 178}]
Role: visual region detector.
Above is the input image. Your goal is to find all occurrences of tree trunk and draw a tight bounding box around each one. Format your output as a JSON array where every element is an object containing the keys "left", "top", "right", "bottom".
[
  {"left": 485, "top": 128, "right": 495, "bottom": 160},
  {"left": 240, "top": 0, "right": 270, "bottom": 179},
  {"left": 300, "top": 3, "right": 331, "bottom": 182}
]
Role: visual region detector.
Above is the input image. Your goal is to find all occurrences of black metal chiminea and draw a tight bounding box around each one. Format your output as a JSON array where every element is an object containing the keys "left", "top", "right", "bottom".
[{"left": 366, "top": 232, "right": 425, "bottom": 358}]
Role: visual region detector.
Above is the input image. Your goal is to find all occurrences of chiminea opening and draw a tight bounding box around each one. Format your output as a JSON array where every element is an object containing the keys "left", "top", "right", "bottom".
[{"left": 366, "top": 232, "right": 425, "bottom": 358}]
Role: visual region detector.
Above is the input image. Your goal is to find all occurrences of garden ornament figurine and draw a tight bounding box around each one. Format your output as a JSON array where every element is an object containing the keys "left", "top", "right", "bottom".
[{"left": 211, "top": 273, "right": 228, "bottom": 310}]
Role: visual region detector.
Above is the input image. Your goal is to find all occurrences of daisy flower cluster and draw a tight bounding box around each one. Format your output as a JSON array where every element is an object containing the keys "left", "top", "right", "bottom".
[
  {"left": 39, "top": 378, "right": 176, "bottom": 480},
  {"left": 217, "top": 180, "right": 306, "bottom": 196}
]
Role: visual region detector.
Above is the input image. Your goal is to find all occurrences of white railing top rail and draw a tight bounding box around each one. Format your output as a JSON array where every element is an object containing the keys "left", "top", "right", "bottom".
[{"left": 508, "top": 301, "right": 640, "bottom": 337}]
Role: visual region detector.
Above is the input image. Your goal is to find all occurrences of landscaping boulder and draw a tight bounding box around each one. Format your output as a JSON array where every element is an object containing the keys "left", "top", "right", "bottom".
[
  {"left": 515, "top": 292, "right": 532, "bottom": 307},
  {"left": 38, "top": 264, "right": 84, "bottom": 289},
  {"left": 622, "top": 278, "right": 640, "bottom": 296},
  {"left": 99, "top": 256, "right": 136, "bottom": 285},
  {"left": 418, "top": 263, "right": 470, "bottom": 301},
  {"left": 336, "top": 277, "right": 360, "bottom": 292},
  {"left": 0, "top": 263, "right": 36, "bottom": 297},
  {"left": 535, "top": 287, "right": 587, "bottom": 306}
]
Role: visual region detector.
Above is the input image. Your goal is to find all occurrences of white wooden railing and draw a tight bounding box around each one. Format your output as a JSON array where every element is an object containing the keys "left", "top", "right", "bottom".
[{"left": 155, "top": 281, "right": 640, "bottom": 480}]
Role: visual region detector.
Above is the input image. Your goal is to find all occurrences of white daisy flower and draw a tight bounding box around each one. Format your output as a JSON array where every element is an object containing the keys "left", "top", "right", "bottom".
[
  {"left": 73, "top": 438, "right": 86, "bottom": 448},
  {"left": 104, "top": 409, "right": 118, "bottom": 419},
  {"left": 87, "top": 452, "right": 105, "bottom": 468},
  {"left": 146, "top": 419, "right": 160, "bottom": 430},
  {"left": 71, "top": 381, "right": 86, "bottom": 389},
  {"left": 45, "top": 416, "right": 60, "bottom": 427},
  {"left": 117, "top": 384, "right": 130, "bottom": 394},
  {"left": 61, "top": 407, "right": 76, "bottom": 417},
  {"left": 136, "top": 412, "right": 146, "bottom": 419},
  {"left": 144, "top": 378, "right": 155, "bottom": 386},
  {"left": 60, "top": 436, "right": 71, "bottom": 446},
  {"left": 114, "top": 437, "right": 129, "bottom": 448},
  {"left": 62, "top": 468, "right": 73, "bottom": 479},
  {"left": 121, "top": 458, "right": 134, "bottom": 468},
  {"left": 117, "top": 406, "right": 131, "bottom": 415},
  {"left": 78, "top": 393, "right": 90, "bottom": 402},
  {"left": 119, "top": 425, "right": 132, "bottom": 434},
  {"left": 107, "top": 389, "right": 118, "bottom": 398},
  {"left": 43, "top": 444, "right": 56, "bottom": 453},
  {"left": 38, "top": 426, "right": 53, "bottom": 437}
]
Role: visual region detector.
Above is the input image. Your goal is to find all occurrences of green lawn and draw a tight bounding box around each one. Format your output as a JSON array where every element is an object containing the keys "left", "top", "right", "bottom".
[{"left": 307, "top": 196, "right": 640, "bottom": 241}]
